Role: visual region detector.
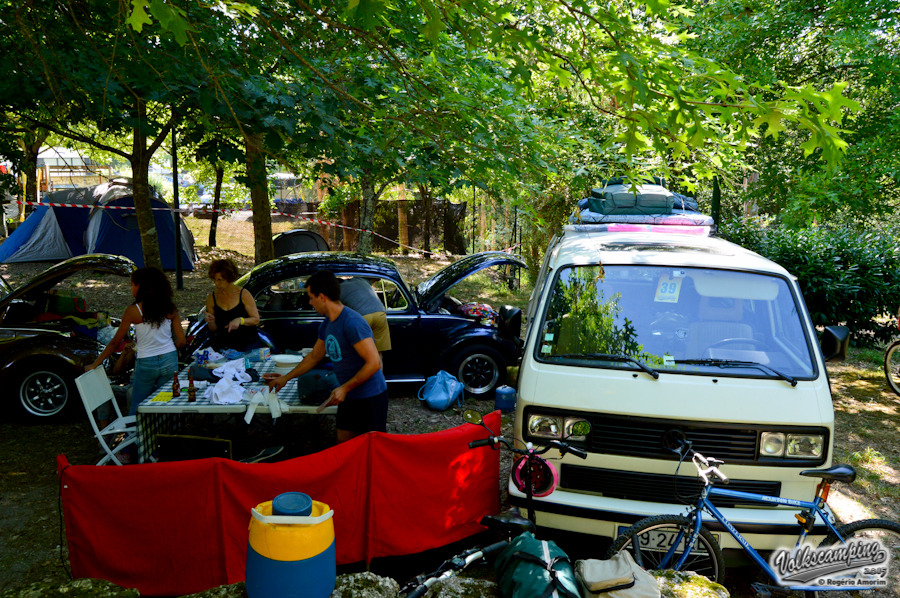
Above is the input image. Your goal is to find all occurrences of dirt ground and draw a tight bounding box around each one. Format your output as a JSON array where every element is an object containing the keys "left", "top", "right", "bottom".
[{"left": 0, "top": 229, "right": 898, "bottom": 594}]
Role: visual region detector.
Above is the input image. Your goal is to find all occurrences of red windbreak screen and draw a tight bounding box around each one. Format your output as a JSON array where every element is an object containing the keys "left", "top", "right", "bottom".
[{"left": 58, "top": 412, "right": 500, "bottom": 596}]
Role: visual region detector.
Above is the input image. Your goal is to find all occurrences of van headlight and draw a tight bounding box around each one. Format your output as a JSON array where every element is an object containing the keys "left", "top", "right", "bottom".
[
  {"left": 760, "top": 432, "right": 824, "bottom": 459},
  {"left": 529, "top": 415, "right": 561, "bottom": 439},
  {"left": 527, "top": 414, "right": 591, "bottom": 441}
]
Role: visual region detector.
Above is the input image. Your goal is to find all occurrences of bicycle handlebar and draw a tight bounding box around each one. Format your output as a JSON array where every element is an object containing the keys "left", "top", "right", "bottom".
[
  {"left": 469, "top": 435, "right": 588, "bottom": 459},
  {"left": 404, "top": 540, "right": 509, "bottom": 598},
  {"left": 685, "top": 444, "right": 729, "bottom": 485},
  {"left": 468, "top": 438, "right": 494, "bottom": 449}
]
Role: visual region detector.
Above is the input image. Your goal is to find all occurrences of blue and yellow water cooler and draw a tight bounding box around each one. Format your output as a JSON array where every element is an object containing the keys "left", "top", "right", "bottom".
[{"left": 246, "top": 492, "right": 336, "bottom": 598}]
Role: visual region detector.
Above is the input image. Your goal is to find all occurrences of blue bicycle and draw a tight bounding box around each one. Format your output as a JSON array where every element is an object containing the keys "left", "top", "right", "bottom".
[{"left": 609, "top": 438, "right": 900, "bottom": 596}]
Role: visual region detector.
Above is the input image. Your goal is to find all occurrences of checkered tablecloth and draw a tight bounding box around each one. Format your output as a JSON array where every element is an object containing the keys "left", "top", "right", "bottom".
[{"left": 136, "top": 358, "right": 336, "bottom": 462}]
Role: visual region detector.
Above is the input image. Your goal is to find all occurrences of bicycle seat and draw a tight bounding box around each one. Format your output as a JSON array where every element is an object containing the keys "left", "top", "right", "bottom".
[
  {"left": 481, "top": 508, "right": 536, "bottom": 537},
  {"left": 799, "top": 464, "right": 856, "bottom": 483}
]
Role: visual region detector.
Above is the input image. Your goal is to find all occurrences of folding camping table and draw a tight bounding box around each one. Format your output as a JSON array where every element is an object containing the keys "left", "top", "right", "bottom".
[{"left": 136, "top": 358, "right": 337, "bottom": 463}]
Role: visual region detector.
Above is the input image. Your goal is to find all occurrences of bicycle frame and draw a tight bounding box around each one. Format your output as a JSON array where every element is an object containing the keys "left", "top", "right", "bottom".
[{"left": 659, "top": 483, "right": 878, "bottom": 592}]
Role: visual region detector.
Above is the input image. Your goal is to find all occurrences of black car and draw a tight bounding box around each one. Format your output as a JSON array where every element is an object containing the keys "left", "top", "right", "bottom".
[
  {"left": 0, "top": 254, "right": 136, "bottom": 421},
  {"left": 186, "top": 252, "right": 526, "bottom": 395}
]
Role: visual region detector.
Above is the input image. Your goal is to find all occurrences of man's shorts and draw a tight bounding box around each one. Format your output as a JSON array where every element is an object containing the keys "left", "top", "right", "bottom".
[
  {"left": 362, "top": 311, "right": 392, "bottom": 352},
  {"left": 336, "top": 389, "right": 389, "bottom": 434}
]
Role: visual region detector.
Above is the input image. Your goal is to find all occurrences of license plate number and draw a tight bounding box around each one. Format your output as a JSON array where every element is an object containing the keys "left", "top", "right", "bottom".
[{"left": 616, "top": 526, "right": 718, "bottom": 556}]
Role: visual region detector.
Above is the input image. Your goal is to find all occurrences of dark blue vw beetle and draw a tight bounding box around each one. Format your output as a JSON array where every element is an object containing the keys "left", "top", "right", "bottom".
[{"left": 186, "top": 251, "right": 525, "bottom": 395}]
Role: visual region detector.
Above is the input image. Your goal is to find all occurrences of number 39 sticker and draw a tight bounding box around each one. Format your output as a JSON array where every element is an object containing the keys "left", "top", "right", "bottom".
[{"left": 655, "top": 273, "right": 683, "bottom": 303}]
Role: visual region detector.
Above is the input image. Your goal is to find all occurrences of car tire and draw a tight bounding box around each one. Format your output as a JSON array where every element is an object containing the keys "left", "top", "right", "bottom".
[
  {"left": 448, "top": 343, "right": 506, "bottom": 396},
  {"left": 14, "top": 363, "right": 77, "bottom": 421}
]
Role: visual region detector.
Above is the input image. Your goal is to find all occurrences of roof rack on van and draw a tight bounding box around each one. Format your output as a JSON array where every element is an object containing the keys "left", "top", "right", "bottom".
[{"left": 569, "top": 181, "right": 714, "bottom": 235}]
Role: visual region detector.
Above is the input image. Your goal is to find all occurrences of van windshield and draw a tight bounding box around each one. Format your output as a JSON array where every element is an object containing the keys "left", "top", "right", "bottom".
[{"left": 537, "top": 265, "right": 816, "bottom": 379}]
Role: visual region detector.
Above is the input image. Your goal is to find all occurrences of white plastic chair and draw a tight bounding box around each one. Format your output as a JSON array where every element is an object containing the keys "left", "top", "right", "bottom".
[{"left": 75, "top": 368, "right": 138, "bottom": 466}]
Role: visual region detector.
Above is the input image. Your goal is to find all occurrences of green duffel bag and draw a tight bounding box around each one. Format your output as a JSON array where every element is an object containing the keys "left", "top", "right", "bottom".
[{"left": 495, "top": 532, "right": 581, "bottom": 598}]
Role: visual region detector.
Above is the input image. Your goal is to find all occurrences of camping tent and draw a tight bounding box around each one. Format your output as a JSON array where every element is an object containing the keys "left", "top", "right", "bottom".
[
  {"left": 0, "top": 182, "right": 197, "bottom": 270},
  {"left": 85, "top": 183, "right": 197, "bottom": 270},
  {"left": 272, "top": 229, "right": 330, "bottom": 257},
  {"left": 0, "top": 187, "right": 101, "bottom": 263}
]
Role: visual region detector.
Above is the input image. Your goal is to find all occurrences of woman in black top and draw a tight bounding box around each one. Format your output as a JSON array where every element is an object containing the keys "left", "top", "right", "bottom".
[{"left": 204, "top": 259, "right": 261, "bottom": 351}]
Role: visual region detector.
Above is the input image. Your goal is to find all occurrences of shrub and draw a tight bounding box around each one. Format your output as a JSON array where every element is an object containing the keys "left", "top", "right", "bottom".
[{"left": 719, "top": 218, "right": 900, "bottom": 344}]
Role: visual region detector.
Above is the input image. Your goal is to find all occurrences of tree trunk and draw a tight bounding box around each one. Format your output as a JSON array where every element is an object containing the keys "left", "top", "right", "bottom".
[
  {"left": 418, "top": 183, "right": 432, "bottom": 255},
  {"left": 341, "top": 201, "right": 359, "bottom": 251},
  {"left": 209, "top": 165, "right": 223, "bottom": 247},
  {"left": 397, "top": 187, "right": 409, "bottom": 256},
  {"left": 131, "top": 105, "right": 163, "bottom": 271},
  {"left": 358, "top": 170, "right": 376, "bottom": 255},
  {"left": 18, "top": 129, "right": 47, "bottom": 221},
  {"left": 243, "top": 131, "right": 273, "bottom": 264}
]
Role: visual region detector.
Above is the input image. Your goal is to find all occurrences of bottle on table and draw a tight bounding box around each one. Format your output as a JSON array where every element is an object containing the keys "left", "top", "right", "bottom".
[
  {"left": 187, "top": 373, "right": 196, "bottom": 403},
  {"left": 172, "top": 372, "right": 181, "bottom": 397}
]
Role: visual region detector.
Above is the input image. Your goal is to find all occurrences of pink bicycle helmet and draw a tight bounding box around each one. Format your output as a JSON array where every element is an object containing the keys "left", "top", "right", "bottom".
[{"left": 511, "top": 456, "right": 559, "bottom": 498}]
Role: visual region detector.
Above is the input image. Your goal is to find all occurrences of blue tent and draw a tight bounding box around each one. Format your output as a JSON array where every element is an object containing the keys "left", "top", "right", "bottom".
[
  {"left": 0, "top": 182, "right": 197, "bottom": 270},
  {"left": 85, "top": 184, "right": 196, "bottom": 270},
  {"left": 0, "top": 187, "right": 97, "bottom": 262}
]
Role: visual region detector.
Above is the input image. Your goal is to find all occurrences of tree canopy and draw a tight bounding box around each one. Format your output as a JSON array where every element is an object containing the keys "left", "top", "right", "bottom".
[{"left": 0, "top": 0, "right": 874, "bottom": 265}]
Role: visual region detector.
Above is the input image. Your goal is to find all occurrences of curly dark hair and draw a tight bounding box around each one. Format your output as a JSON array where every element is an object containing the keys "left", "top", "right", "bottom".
[
  {"left": 132, "top": 267, "right": 176, "bottom": 327},
  {"left": 208, "top": 259, "right": 240, "bottom": 283}
]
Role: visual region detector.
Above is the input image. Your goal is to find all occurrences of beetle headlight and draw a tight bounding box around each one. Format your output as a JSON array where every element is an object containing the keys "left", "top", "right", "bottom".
[{"left": 760, "top": 432, "right": 824, "bottom": 459}]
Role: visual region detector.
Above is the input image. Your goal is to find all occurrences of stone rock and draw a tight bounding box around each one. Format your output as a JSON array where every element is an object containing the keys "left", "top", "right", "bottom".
[
  {"left": 0, "top": 579, "right": 140, "bottom": 598},
  {"left": 652, "top": 570, "right": 730, "bottom": 598},
  {"left": 418, "top": 576, "right": 497, "bottom": 597},
  {"left": 331, "top": 572, "right": 400, "bottom": 597},
  {"left": 2, "top": 572, "right": 494, "bottom": 598},
  {"left": 182, "top": 582, "right": 247, "bottom": 598}
]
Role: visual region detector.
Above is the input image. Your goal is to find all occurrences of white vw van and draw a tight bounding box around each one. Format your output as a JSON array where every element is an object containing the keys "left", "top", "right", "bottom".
[{"left": 514, "top": 218, "right": 849, "bottom": 551}]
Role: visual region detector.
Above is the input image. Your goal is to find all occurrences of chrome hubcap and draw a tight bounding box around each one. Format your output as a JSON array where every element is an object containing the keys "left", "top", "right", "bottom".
[
  {"left": 21, "top": 371, "right": 68, "bottom": 417},
  {"left": 459, "top": 353, "right": 499, "bottom": 395}
]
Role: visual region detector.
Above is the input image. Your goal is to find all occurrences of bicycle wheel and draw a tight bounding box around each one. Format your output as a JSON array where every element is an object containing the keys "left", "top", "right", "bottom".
[
  {"left": 816, "top": 519, "right": 900, "bottom": 598},
  {"left": 883, "top": 341, "right": 900, "bottom": 396},
  {"left": 607, "top": 514, "right": 725, "bottom": 583}
]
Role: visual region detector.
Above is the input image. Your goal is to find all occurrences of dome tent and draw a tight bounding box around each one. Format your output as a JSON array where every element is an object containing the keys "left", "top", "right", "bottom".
[
  {"left": 85, "top": 181, "right": 197, "bottom": 270},
  {"left": 0, "top": 186, "right": 103, "bottom": 263},
  {"left": 0, "top": 180, "right": 197, "bottom": 270}
]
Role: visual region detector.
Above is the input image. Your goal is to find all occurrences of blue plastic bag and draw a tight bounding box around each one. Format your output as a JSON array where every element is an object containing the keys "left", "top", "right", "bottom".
[{"left": 418, "top": 370, "right": 464, "bottom": 411}]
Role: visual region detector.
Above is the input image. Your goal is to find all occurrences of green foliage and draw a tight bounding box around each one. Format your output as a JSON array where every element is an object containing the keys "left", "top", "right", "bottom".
[
  {"left": 684, "top": 0, "right": 900, "bottom": 225},
  {"left": 719, "top": 217, "right": 900, "bottom": 342}
]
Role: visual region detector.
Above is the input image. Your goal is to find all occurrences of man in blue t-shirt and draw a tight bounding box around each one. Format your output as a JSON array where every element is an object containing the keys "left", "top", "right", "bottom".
[{"left": 267, "top": 270, "right": 388, "bottom": 442}]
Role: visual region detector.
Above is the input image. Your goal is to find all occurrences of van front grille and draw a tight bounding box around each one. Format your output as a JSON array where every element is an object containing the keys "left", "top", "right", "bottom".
[
  {"left": 560, "top": 465, "right": 782, "bottom": 508},
  {"left": 584, "top": 414, "right": 759, "bottom": 462}
]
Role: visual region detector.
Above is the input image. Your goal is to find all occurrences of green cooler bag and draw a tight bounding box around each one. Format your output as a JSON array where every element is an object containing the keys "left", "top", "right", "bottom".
[{"left": 495, "top": 532, "right": 581, "bottom": 598}]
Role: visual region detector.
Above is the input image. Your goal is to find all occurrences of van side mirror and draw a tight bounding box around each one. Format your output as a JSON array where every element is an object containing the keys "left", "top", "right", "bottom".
[{"left": 821, "top": 326, "right": 849, "bottom": 362}]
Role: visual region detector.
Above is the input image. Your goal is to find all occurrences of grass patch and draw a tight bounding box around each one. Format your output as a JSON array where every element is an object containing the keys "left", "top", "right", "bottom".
[
  {"left": 183, "top": 215, "right": 297, "bottom": 256},
  {"left": 850, "top": 346, "right": 886, "bottom": 368}
]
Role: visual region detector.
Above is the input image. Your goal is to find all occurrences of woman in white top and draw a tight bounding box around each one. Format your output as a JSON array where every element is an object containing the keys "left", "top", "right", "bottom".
[{"left": 87, "top": 267, "right": 187, "bottom": 415}]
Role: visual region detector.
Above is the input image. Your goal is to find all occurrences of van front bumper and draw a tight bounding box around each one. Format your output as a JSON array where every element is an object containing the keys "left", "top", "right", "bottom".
[{"left": 510, "top": 486, "right": 834, "bottom": 552}]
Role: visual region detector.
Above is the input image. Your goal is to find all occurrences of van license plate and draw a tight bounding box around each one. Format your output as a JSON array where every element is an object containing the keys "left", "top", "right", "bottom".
[{"left": 616, "top": 526, "right": 718, "bottom": 556}]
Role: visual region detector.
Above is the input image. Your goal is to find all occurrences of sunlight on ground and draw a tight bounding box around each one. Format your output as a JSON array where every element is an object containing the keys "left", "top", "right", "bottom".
[{"left": 829, "top": 488, "right": 879, "bottom": 522}]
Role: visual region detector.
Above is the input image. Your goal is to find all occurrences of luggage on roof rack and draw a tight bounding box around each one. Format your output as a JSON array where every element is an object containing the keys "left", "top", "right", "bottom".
[
  {"left": 588, "top": 183, "right": 674, "bottom": 215},
  {"left": 570, "top": 180, "right": 713, "bottom": 233}
]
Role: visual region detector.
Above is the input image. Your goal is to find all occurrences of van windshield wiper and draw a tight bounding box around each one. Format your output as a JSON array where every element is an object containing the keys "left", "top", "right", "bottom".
[
  {"left": 678, "top": 359, "right": 797, "bottom": 387},
  {"left": 552, "top": 353, "right": 659, "bottom": 379}
]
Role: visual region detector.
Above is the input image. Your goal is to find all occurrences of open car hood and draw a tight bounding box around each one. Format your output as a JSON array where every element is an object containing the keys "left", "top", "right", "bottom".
[
  {"left": 416, "top": 251, "right": 526, "bottom": 311},
  {"left": 0, "top": 254, "right": 136, "bottom": 309}
]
